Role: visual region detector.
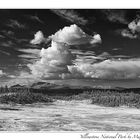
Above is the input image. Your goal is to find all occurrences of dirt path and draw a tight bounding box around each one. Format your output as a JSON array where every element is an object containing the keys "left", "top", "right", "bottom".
[{"left": 0, "top": 100, "right": 140, "bottom": 131}]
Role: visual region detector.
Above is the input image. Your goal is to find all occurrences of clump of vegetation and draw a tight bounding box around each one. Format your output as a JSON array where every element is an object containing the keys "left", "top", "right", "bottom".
[
  {"left": 51, "top": 92, "right": 94, "bottom": 100},
  {"left": 52, "top": 90, "right": 140, "bottom": 108},
  {"left": 0, "top": 92, "right": 53, "bottom": 104},
  {"left": 88, "top": 90, "right": 140, "bottom": 108},
  {"left": 1, "top": 84, "right": 140, "bottom": 108}
]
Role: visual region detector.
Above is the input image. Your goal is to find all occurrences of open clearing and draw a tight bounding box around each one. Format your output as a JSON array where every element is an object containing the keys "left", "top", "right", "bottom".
[{"left": 1, "top": 100, "right": 140, "bottom": 131}]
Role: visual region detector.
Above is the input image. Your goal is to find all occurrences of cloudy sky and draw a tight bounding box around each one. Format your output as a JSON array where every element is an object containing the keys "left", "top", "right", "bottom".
[{"left": 1, "top": 9, "right": 140, "bottom": 85}]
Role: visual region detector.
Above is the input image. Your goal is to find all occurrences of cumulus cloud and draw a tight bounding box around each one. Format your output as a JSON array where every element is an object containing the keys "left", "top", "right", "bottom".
[
  {"left": 51, "top": 24, "right": 101, "bottom": 45},
  {"left": 128, "top": 18, "right": 140, "bottom": 33},
  {"left": 0, "top": 70, "right": 6, "bottom": 76},
  {"left": 28, "top": 24, "right": 140, "bottom": 80},
  {"left": 121, "top": 29, "right": 138, "bottom": 39},
  {"left": 121, "top": 17, "right": 140, "bottom": 39},
  {"left": 28, "top": 24, "right": 102, "bottom": 79},
  {"left": 30, "top": 24, "right": 140, "bottom": 80},
  {"left": 90, "top": 34, "right": 102, "bottom": 44},
  {"left": 67, "top": 59, "right": 140, "bottom": 79},
  {"left": 30, "top": 25, "right": 101, "bottom": 46},
  {"left": 28, "top": 41, "right": 75, "bottom": 79},
  {"left": 51, "top": 9, "right": 88, "bottom": 25},
  {"left": 30, "top": 31, "right": 45, "bottom": 45},
  {"left": 18, "top": 71, "right": 35, "bottom": 79}
]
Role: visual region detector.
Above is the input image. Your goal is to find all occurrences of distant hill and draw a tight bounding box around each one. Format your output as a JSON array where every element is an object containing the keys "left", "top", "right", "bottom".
[
  {"left": 10, "top": 84, "right": 26, "bottom": 88},
  {"left": 31, "top": 82, "right": 47, "bottom": 87},
  {"left": 31, "top": 82, "right": 58, "bottom": 89},
  {"left": 8, "top": 81, "right": 140, "bottom": 95},
  {"left": 9, "top": 81, "right": 93, "bottom": 90}
]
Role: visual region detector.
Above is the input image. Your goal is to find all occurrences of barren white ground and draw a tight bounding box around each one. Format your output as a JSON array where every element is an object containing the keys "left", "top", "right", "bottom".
[{"left": 0, "top": 100, "right": 140, "bottom": 131}]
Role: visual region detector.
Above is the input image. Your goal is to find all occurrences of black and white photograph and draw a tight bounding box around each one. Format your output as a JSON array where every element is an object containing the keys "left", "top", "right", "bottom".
[{"left": 1, "top": 8, "right": 140, "bottom": 132}]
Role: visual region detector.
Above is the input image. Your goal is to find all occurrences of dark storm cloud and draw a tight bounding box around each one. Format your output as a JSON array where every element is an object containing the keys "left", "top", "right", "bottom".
[{"left": 51, "top": 9, "right": 88, "bottom": 25}]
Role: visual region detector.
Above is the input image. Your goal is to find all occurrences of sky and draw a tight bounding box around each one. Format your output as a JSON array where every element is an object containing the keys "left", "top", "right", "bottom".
[{"left": 1, "top": 9, "right": 140, "bottom": 86}]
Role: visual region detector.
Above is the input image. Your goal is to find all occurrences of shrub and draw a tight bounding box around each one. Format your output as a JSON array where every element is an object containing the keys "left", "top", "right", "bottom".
[
  {"left": 90, "top": 91, "right": 140, "bottom": 108},
  {"left": 0, "top": 92, "right": 53, "bottom": 104}
]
